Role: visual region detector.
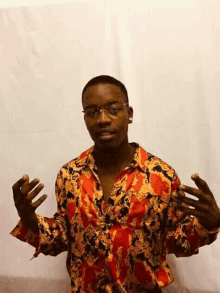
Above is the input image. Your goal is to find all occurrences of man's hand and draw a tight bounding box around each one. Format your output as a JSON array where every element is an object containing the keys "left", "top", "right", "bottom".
[
  {"left": 12, "top": 174, "right": 47, "bottom": 226},
  {"left": 173, "top": 173, "right": 220, "bottom": 231}
]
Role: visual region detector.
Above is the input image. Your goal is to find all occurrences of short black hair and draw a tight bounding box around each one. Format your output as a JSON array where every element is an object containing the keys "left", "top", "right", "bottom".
[{"left": 82, "top": 75, "right": 129, "bottom": 104}]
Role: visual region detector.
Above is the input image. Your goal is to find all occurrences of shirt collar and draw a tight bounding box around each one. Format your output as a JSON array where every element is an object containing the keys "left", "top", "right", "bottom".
[{"left": 76, "top": 142, "right": 149, "bottom": 173}]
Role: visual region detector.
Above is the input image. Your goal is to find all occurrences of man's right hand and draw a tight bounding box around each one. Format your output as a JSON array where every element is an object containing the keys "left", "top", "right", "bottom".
[{"left": 12, "top": 174, "right": 47, "bottom": 231}]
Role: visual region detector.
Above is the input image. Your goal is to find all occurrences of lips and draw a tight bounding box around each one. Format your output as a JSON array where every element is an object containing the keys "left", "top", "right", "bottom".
[
  {"left": 99, "top": 132, "right": 114, "bottom": 136},
  {"left": 97, "top": 129, "right": 115, "bottom": 140},
  {"left": 97, "top": 129, "right": 115, "bottom": 135}
]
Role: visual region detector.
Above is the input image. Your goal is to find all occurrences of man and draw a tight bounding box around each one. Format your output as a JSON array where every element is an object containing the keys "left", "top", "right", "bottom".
[{"left": 10, "top": 75, "right": 220, "bottom": 293}]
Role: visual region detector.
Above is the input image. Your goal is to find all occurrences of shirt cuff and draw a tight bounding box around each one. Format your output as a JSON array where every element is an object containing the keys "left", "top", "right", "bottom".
[
  {"left": 9, "top": 215, "right": 43, "bottom": 261},
  {"left": 10, "top": 219, "right": 39, "bottom": 246}
]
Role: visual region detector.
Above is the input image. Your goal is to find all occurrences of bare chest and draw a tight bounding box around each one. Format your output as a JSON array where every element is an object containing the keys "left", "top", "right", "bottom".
[
  {"left": 97, "top": 158, "right": 134, "bottom": 206},
  {"left": 98, "top": 174, "right": 117, "bottom": 206}
]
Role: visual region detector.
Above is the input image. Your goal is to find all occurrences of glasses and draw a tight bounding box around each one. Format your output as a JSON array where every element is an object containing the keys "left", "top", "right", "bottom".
[{"left": 82, "top": 103, "right": 128, "bottom": 118}]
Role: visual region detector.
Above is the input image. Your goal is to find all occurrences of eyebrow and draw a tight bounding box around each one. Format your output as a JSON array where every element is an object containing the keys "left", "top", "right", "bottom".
[{"left": 84, "top": 100, "right": 120, "bottom": 110}]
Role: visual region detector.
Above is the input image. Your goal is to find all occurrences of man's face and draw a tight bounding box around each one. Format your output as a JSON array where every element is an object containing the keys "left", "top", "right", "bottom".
[{"left": 82, "top": 83, "right": 133, "bottom": 149}]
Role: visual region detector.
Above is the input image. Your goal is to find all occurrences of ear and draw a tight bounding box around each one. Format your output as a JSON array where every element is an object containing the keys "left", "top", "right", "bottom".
[{"left": 128, "top": 106, "right": 133, "bottom": 124}]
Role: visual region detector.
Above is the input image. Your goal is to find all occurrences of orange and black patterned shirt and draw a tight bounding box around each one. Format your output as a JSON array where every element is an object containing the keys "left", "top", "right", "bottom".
[{"left": 10, "top": 142, "right": 219, "bottom": 292}]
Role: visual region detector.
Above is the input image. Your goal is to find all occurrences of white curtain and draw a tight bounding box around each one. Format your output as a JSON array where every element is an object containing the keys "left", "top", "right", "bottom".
[{"left": 1, "top": 0, "right": 220, "bottom": 292}]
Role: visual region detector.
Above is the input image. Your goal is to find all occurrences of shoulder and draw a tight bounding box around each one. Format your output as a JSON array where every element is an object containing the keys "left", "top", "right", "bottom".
[
  {"left": 139, "top": 144, "right": 177, "bottom": 182},
  {"left": 57, "top": 146, "right": 93, "bottom": 178}
]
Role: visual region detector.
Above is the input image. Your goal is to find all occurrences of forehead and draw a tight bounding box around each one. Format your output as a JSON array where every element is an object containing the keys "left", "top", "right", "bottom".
[{"left": 82, "top": 83, "right": 125, "bottom": 107}]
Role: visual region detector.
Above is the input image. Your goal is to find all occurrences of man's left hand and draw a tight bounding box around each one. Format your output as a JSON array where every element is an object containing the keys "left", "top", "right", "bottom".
[{"left": 173, "top": 173, "right": 220, "bottom": 231}]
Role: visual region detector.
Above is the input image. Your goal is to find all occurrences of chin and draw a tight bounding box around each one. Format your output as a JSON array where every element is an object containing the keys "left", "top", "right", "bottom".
[
  {"left": 96, "top": 142, "right": 117, "bottom": 149},
  {"left": 95, "top": 139, "right": 125, "bottom": 150},
  {"left": 91, "top": 133, "right": 127, "bottom": 149}
]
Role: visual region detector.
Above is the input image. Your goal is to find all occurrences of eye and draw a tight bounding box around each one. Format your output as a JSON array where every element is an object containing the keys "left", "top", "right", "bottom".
[
  {"left": 86, "top": 108, "right": 99, "bottom": 117},
  {"left": 109, "top": 105, "right": 120, "bottom": 114}
]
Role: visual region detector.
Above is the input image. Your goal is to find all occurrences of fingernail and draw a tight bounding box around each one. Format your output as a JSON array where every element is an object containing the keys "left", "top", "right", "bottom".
[
  {"left": 192, "top": 173, "right": 199, "bottom": 179},
  {"left": 172, "top": 191, "right": 177, "bottom": 196}
]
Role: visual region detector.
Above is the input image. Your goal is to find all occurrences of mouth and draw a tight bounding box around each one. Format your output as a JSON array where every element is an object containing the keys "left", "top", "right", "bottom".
[{"left": 98, "top": 132, "right": 115, "bottom": 140}]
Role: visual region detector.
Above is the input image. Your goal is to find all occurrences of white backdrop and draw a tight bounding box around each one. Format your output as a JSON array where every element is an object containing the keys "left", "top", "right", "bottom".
[{"left": 1, "top": 0, "right": 220, "bottom": 292}]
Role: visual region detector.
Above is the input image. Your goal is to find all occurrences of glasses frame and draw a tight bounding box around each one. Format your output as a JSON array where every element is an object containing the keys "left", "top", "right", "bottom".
[{"left": 82, "top": 103, "right": 129, "bottom": 118}]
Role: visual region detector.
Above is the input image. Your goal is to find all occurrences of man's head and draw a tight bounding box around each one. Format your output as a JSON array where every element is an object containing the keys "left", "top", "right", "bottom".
[
  {"left": 82, "top": 75, "right": 133, "bottom": 149},
  {"left": 82, "top": 75, "right": 129, "bottom": 104}
]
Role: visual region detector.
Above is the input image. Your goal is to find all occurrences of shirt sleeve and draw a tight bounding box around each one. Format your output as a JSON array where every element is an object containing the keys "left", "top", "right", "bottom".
[
  {"left": 10, "top": 168, "right": 69, "bottom": 260},
  {"left": 163, "top": 171, "right": 220, "bottom": 257}
]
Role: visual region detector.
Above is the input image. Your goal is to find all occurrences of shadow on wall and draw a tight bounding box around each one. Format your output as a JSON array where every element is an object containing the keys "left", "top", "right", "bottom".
[
  {"left": 162, "top": 286, "right": 219, "bottom": 293},
  {"left": 0, "top": 276, "right": 219, "bottom": 293},
  {"left": 0, "top": 275, "right": 71, "bottom": 293}
]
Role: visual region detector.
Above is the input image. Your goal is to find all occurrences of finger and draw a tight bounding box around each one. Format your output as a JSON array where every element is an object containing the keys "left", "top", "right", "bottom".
[
  {"left": 177, "top": 194, "right": 201, "bottom": 209},
  {"left": 12, "top": 175, "right": 29, "bottom": 202},
  {"left": 179, "top": 184, "right": 203, "bottom": 199},
  {"left": 177, "top": 205, "right": 201, "bottom": 218},
  {"left": 15, "top": 178, "right": 40, "bottom": 207},
  {"left": 32, "top": 194, "right": 47, "bottom": 210},
  {"left": 20, "top": 178, "right": 40, "bottom": 197},
  {"left": 191, "top": 173, "right": 213, "bottom": 196},
  {"left": 26, "top": 183, "right": 45, "bottom": 202},
  {"left": 177, "top": 189, "right": 185, "bottom": 197},
  {"left": 12, "top": 174, "right": 29, "bottom": 190},
  {"left": 172, "top": 190, "right": 185, "bottom": 204},
  {"left": 23, "top": 174, "right": 29, "bottom": 185},
  {"left": 172, "top": 191, "right": 190, "bottom": 210}
]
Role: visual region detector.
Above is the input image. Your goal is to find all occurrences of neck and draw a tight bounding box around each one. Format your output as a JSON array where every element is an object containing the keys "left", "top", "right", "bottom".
[{"left": 94, "top": 139, "right": 134, "bottom": 169}]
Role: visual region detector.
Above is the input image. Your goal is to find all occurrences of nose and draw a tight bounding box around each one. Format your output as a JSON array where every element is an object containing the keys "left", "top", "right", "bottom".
[{"left": 96, "top": 109, "right": 111, "bottom": 125}]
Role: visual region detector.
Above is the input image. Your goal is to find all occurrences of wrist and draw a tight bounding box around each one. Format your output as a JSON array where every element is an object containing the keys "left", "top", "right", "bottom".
[{"left": 21, "top": 213, "right": 38, "bottom": 232}]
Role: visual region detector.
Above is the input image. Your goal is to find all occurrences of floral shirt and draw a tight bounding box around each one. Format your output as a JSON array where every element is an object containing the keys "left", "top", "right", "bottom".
[{"left": 10, "top": 142, "right": 219, "bottom": 293}]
